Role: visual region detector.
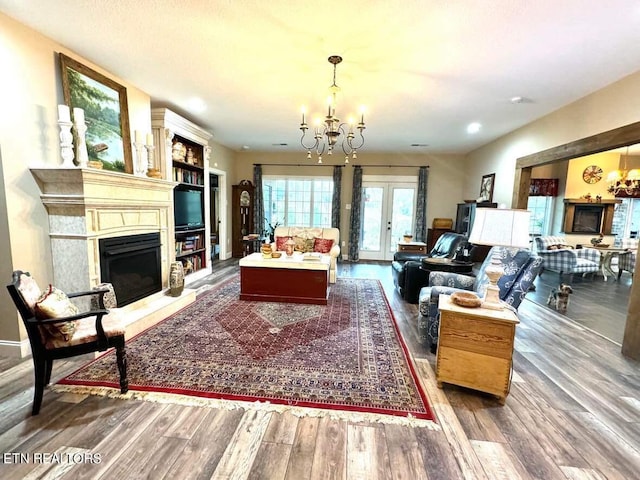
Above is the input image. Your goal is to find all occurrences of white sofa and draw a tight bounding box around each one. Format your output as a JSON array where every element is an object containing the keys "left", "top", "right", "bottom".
[{"left": 271, "top": 226, "right": 341, "bottom": 283}]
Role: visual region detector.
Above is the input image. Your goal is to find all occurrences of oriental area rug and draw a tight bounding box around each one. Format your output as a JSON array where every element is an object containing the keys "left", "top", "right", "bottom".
[{"left": 56, "top": 277, "right": 435, "bottom": 426}]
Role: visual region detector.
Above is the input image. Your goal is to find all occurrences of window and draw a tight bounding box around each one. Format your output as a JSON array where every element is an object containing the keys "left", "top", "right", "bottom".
[
  {"left": 263, "top": 176, "right": 333, "bottom": 229},
  {"left": 527, "top": 196, "right": 554, "bottom": 236},
  {"left": 612, "top": 198, "right": 640, "bottom": 239}
]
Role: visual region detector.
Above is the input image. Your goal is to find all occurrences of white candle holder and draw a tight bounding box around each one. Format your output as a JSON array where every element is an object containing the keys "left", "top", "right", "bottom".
[
  {"left": 144, "top": 144, "right": 159, "bottom": 178},
  {"left": 133, "top": 142, "right": 146, "bottom": 176},
  {"left": 58, "top": 120, "right": 75, "bottom": 168},
  {"left": 73, "top": 120, "right": 89, "bottom": 168}
]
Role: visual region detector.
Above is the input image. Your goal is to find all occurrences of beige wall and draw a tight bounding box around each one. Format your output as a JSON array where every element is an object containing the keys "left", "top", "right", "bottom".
[
  {"left": 0, "top": 13, "right": 229, "bottom": 350},
  {"left": 234, "top": 151, "right": 465, "bottom": 250},
  {"left": 464, "top": 70, "right": 640, "bottom": 203}
]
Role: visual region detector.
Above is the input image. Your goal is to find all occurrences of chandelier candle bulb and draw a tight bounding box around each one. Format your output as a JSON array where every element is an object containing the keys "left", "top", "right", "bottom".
[
  {"left": 146, "top": 133, "right": 153, "bottom": 146},
  {"left": 135, "top": 130, "right": 143, "bottom": 144}
]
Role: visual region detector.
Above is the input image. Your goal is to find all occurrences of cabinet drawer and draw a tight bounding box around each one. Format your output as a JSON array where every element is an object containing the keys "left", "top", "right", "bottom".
[
  {"left": 397, "top": 244, "right": 427, "bottom": 253},
  {"left": 437, "top": 346, "right": 511, "bottom": 397},
  {"left": 439, "top": 313, "right": 515, "bottom": 359}
]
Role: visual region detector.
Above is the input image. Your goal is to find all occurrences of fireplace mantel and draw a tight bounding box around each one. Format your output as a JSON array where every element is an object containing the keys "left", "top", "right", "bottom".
[{"left": 31, "top": 167, "right": 177, "bottom": 295}]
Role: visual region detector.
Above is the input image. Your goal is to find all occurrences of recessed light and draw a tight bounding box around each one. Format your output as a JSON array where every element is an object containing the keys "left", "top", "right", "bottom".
[
  {"left": 466, "top": 122, "right": 481, "bottom": 134},
  {"left": 411, "top": 143, "right": 429, "bottom": 147},
  {"left": 510, "top": 96, "right": 533, "bottom": 104},
  {"left": 272, "top": 143, "right": 288, "bottom": 147},
  {"left": 241, "top": 145, "right": 250, "bottom": 150}
]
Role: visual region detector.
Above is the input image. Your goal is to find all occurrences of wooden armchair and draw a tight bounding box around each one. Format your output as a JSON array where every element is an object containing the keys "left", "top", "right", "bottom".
[{"left": 6, "top": 270, "right": 128, "bottom": 415}]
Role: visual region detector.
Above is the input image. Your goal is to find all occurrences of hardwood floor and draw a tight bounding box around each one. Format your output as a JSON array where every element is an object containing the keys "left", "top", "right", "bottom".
[
  {"left": 526, "top": 268, "right": 633, "bottom": 344},
  {"left": 1, "top": 260, "right": 639, "bottom": 479}
]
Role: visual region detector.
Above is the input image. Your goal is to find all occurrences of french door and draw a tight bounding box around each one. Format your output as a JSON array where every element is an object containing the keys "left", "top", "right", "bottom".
[{"left": 358, "top": 178, "right": 417, "bottom": 261}]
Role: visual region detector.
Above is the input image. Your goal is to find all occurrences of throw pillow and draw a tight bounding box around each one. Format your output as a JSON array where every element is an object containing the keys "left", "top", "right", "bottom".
[
  {"left": 314, "top": 237, "right": 334, "bottom": 254},
  {"left": 275, "top": 236, "right": 292, "bottom": 251},
  {"left": 35, "top": 285, "right": 79, "bottom": 342},
  {"left": 90, "top": 282, "right": 117, "bottom": 310},
  {"left": 293, "top": 236, "right": 315, "bottom": 253},
  {"left": 17, "top": 273, "right": 42, "bottom": 314}
]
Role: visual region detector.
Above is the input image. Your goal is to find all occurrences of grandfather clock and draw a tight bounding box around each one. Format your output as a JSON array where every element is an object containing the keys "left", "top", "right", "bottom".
[{"left": 232, "top": 180, "right": 255, "bottom": 257}]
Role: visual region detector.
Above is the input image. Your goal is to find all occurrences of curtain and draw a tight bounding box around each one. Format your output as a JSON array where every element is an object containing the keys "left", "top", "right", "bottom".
[
  {"left": 529, "top": 178, "right": 559, "bottom": 196},
  {"left": 415, "top": 166, "right": 429, "bottom": 242},
  {"left": 331, "top": 166, "right": 342, "bottom": 229},
  {"left": 253, "top": 164, "right": 264, "bottom": 237},
  {"left": 348, "top": 166, "right": 363, "bottom": 262}
]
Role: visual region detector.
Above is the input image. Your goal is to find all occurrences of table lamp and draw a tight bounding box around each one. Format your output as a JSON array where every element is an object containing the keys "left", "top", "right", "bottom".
[{"left": 468, "top": 208, "right": 531, "bottom": 310}]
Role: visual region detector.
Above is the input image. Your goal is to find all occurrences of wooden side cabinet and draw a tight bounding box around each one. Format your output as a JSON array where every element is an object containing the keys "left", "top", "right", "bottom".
[
  {"left": 436, "top": 294, "right": 519, "bottom": 404},
  {"left": 397, "top": 242, "right": 427, "bottom": 254}
]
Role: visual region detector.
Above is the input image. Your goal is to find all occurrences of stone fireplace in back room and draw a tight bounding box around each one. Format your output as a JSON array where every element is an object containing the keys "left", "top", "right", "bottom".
[{"left": 30, "top": 168, "right": 176, "bottom": 305}]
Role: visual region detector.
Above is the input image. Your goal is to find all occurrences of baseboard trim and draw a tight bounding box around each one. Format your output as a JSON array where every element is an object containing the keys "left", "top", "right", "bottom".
[{"left": 0, "top": 339, "right": 31, "bottom": 358}]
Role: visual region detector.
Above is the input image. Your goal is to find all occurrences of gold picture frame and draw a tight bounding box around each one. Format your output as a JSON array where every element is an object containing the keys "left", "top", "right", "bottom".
[{"left": 59, "top": 53, "right": 133, "bottom": 173}]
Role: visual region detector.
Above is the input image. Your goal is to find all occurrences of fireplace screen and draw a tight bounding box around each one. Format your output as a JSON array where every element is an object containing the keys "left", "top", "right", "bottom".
[
  {"left": 571, "top": 205, "right": 604, "bottom": 233},
  {"left": 99, "top": 233, "right": 162, "bottom": 307}
]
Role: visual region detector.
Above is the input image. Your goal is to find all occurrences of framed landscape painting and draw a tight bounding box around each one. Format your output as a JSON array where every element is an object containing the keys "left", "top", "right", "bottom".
[{"left": 59, "top": 53, "right": 133, "bottom": 173}]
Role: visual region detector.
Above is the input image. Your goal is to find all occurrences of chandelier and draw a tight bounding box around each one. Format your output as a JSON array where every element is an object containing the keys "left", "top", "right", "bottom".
[
  {"left": 299, "top": 55, "right": 365, "bottom": 164},
  {"left": 606, "top": 147, "right": 640, "bottom": 196}
]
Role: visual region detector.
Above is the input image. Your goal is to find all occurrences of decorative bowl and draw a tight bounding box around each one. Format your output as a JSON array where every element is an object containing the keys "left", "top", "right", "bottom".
[
  {"left": 450, "top": 291, "right": 482, "bottom": 308},
  {"left": 271, "top": 252, "right": 282, "bottom": 258},
  {"left": 403, "top": 235, "right": 413, "bottom": 242}
]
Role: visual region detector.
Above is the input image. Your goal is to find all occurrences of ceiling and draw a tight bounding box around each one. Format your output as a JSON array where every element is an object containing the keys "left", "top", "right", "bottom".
[{"left": 3, "top": 0, "right": 640, "bottom": 155}]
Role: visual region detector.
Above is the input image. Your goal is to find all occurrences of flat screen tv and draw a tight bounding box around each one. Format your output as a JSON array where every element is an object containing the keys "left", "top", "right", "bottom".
[{"left": 174, "top": 188, "right": 204, "bottom": 229}]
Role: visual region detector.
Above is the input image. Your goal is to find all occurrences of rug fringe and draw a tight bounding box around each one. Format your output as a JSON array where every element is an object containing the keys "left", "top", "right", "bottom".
[{"left": 50, "top": 384, "right": 439, "bottom": 429}]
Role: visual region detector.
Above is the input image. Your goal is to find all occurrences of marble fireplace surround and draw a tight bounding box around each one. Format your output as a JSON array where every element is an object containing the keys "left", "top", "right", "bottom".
[{"left": 30, "top": 167, "right": 195, "bottom": 338}]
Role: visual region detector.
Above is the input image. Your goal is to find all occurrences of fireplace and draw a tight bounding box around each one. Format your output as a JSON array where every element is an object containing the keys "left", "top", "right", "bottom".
[
  {"left": 99, "top": 233, "right": 162, "bottom": 307},
  {"left": 562, "top": 199, "right": 622, "bottom": 234},
  {"left": 571, "top": 205, "right": 604, "bottom": 233}
]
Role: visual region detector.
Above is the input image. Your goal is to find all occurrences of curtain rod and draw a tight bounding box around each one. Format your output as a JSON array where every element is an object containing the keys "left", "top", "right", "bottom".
[
  {"left": 253, "top": 163, "right": 343, "bottom": 167},
  {"left": 353, "top": 164, "right": 430, "bottom": 168},
  {"left": 254, "top": 164, "right": 429, "bottom": 168}
]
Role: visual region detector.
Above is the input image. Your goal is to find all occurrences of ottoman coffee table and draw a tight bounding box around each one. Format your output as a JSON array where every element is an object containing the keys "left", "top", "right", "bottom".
[{"left": 239, "top": 252, "right": 330, "bottom": 304}]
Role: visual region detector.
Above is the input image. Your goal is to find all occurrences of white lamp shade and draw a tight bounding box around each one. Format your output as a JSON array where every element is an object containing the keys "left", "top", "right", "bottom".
[{"left": 469, "top": 208, "right": 531, "bottom": 248}]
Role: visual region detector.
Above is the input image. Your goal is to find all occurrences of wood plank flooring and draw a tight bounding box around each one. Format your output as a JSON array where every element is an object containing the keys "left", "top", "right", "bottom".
[{"left": 0, "top": 260, "right": 638, "bottom": 479}]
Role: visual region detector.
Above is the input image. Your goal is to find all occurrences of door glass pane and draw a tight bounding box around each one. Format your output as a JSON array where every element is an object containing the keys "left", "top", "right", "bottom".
[
  {"left": 361, "top": 187, "right": 384, "bottom": 251},
  {"left": 391, "top": 188, "right": 415, "bottom": 250}
]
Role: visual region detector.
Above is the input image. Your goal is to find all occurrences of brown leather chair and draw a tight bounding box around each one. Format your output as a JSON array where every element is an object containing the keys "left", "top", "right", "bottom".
[{"left": 6, "top": 270, "right": 128, "bottom": 415}]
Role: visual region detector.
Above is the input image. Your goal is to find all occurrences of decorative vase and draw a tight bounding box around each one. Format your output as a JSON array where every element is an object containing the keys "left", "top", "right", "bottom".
[
  {"left": 261, "top": 243, "right": 272, "bottom": 258},
  {"left": 169, "top": 261, "right": 184, "bottom": 297},
  {"left": 285, "top": 238, "right": 295, "bottom": 257}
]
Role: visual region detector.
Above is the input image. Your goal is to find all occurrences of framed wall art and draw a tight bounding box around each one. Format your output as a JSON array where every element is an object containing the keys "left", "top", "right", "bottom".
[
  {"left": 59, "top": 53, "right": 133, "bottom": 173},
  {"left": 479, "top": 173, "right": 495, "bottom": 202}
]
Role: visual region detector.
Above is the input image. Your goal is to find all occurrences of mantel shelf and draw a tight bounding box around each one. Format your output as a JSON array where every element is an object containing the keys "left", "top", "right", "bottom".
[{"left": 563, "top": 198, "right": 622, "bottom": 205}]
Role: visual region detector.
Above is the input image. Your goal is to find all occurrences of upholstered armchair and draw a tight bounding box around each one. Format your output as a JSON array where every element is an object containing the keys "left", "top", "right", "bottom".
[
  {"left": 392, "top": 232, "right": 467, "bottom": 303},
  {"left": 6, "top": 271, "right": 128, "bottom": 415},
  {"left": 418, "top": 247, "right": 542, "bottom": 351},
  {"left": 533, "top": 235, "right": 601, "bottom": 279},
  {"left": 617, "top": 238, "right": 638, "bottom": 279}
]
